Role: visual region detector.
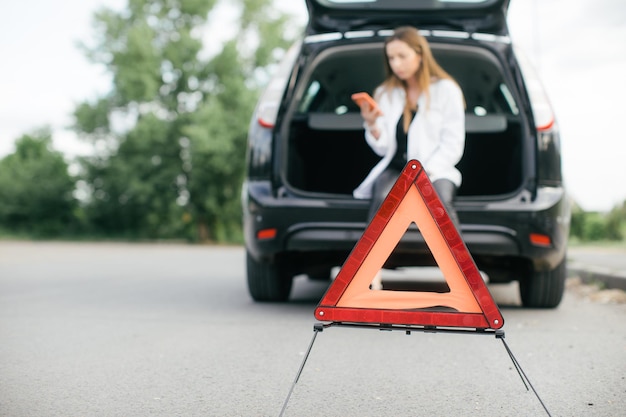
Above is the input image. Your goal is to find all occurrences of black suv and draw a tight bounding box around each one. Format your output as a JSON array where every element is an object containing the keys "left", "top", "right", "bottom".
[{"left": 242, "top": 0, "right": 570, "bottom": 308}]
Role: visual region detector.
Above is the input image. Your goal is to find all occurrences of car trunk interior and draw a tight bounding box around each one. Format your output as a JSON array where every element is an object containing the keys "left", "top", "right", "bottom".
[{"left": 284, "top": 42, "right": 524, "bottom": 198}]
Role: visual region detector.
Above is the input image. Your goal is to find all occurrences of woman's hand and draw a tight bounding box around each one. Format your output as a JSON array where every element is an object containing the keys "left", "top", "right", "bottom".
[
  {"left": 361, "top": 103, "right": 383, "bottom": 138},
  {"left": 361, "top": 102, "right": 383, "bottom": 125}
]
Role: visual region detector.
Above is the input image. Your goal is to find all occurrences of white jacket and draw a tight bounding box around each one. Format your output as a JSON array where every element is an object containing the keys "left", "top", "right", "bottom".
[{"left": 353, "top": 79, "right": 465, "bottom": 199}]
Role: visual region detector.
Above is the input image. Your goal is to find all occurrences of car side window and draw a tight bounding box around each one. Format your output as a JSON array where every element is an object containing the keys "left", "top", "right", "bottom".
[
  {"left": 297, "top": 79, "right": 356, "bottom": 115},
  {"left": 298, "top": 80, "right": 321, "bottom": 112}
]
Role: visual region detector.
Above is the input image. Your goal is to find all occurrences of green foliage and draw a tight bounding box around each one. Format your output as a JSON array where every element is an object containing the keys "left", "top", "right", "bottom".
[
  {"left": 73, "top": 98, "right": 112, "bottom": 135},
  {"left": 114, "top": 22, "right": 162, "bottom": 102},
  {"left": 72, "top": 0, "right": 300, "bottom": 242},
  {"left": 569, "top": 203, "right": 585, "bottom": 240},
  {"left": 606, "top": 202, "right": 626, "bottom": 240},
  {"left": 570, "top": 200, "right": 625, "bottom": 242},
  {"left": 0, "top": 128, "right": 77, "bottom": 236},
  {"left": 79, "top": 114, "right": 185, "bottom": 238}
]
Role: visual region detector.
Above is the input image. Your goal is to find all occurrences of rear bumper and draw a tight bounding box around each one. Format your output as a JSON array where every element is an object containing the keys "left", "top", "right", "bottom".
[
  {"left": 284, "top": 222, "right": 519, "bottom": 255},
  {"left": 243, "top": 180, "right": 569, "bottom": 271}
]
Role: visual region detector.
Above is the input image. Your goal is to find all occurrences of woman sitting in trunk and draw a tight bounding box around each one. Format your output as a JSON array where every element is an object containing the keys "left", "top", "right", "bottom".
[{"left": 354, "top": 26, "right": 465, "bottom": 227}]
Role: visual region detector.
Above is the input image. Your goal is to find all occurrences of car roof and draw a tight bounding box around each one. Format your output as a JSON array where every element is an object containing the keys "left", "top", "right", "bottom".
[{"left": 305, "top": 0, "right": 510, "bottom": 36}]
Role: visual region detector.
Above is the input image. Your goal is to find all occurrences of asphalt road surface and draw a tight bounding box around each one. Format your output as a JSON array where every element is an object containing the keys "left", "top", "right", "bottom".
[{"left": 0, "top": 241, "right": 624, "bottom": 417}]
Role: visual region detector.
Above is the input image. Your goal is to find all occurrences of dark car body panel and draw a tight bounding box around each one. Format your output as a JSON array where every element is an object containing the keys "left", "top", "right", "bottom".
[{"left": 306, "top": 0, "right": 510, "bottom": 36}]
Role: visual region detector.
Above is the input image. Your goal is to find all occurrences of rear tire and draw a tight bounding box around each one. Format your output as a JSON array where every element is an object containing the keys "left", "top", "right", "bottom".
[
  {"left": 519, "top": 258, "right": 566, "bottom": 308},
  {"left": 246, "top": 251, "right": 293, "bottom": 302}
]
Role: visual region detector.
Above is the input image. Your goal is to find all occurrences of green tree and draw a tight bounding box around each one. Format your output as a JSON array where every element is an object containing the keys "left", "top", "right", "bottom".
[
  {"left": 582, "top": 213, "right": 607, "bottom": 241},
  {"left": 78, "top": 114, "right": 183, "bottom": 238},
  {"left": 0, "top": 128, "right": 77, "bottom": 236},
  {"left": 605, "top": 201, "right": 625, "bottom": 241},
  {"left": 73, "top": 0, "right": 298, "bottom": 241},
  {"left": 569, "top": 201, "right": 585, "bottom": 240}
]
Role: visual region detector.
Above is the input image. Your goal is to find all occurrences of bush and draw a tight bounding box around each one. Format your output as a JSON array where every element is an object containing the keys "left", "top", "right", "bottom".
[{"left": 570, "top": 200, "right": 625, "bottom": 242}]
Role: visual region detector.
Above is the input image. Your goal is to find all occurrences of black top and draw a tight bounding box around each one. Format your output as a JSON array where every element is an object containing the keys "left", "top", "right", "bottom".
[{"left": 390, "top": 110, "right": 416, "bottom": 171}]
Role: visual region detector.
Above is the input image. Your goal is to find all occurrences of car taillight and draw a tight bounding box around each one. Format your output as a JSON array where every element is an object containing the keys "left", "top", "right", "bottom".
[
  {"left": 537, "top": 116, "right": 554, "bottom": 132},
  {"left": 514, "top": 47, "right": 556, "bottom": 133},
  {"left": 515, "top": 46, "right": 562, "bottom": 183},
  {"left": 257, "top": 102, "right": 279, "bottom": 128},
  {"left": 530, "top": 233, "right": 552, "bottom": 247},
  {"left": 254, "top": 41, "right": 302, "bottom": 129},
  {"left": 523, "top": 73, "right": 555, "bottom": 133},
  {"left": 257, "top": 228, "right": 277, "bottom": 240}
]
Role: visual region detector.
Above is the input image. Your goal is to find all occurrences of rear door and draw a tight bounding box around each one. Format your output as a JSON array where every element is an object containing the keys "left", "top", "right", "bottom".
[{"left": 306, "top": 0, "right": 510, "bottom": 36}]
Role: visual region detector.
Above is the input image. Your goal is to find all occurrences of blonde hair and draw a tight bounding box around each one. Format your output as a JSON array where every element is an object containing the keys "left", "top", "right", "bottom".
[{"left": 378, "top": 26, "right": 458, "bottom": 132}]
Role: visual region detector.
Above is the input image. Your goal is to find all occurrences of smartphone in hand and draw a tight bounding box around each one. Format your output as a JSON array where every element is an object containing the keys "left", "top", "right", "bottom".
[{"left": 351, "top": 92, "right": 382, "bottom": 116}]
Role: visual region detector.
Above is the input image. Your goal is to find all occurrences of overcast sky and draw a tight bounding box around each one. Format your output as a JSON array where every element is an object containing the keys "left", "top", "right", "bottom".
[{"left": 1, "top": 0, "right": 625, "bottom": 212}]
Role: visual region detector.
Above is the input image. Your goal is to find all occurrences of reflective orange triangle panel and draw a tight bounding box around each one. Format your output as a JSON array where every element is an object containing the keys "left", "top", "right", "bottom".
[{"left": 314, "top": 160, "right": 504, "bottom": 330}]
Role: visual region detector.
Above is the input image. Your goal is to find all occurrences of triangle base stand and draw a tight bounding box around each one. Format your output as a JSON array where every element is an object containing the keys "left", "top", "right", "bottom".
[{"left": 279, "top": 323, "right": 553, "bottom": 417}]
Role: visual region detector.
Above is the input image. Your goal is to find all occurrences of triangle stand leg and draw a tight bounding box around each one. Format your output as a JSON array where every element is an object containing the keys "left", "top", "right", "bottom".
[
  {"left": 279, "top": 324, "right": 554, "bottom": 416},
  {"left": 279, "top": 323, "right": 325, "bottom": 417},
  {"left": 496, "top": 332, "right": 553, "bottom": 417}
]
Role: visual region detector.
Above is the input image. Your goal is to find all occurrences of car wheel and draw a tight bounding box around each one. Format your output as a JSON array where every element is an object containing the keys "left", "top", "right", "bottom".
[
  {"left": 246, "top": 251, "right": 293, "bottom": 302},
  {"left": 519, "top": 258, "right": 566, "bottom": 308}
]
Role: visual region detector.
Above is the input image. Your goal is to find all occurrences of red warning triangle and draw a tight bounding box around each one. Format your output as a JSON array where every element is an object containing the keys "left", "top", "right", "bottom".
[{"left": 315, "top": 160, "right": 504, "bottom": 330}]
